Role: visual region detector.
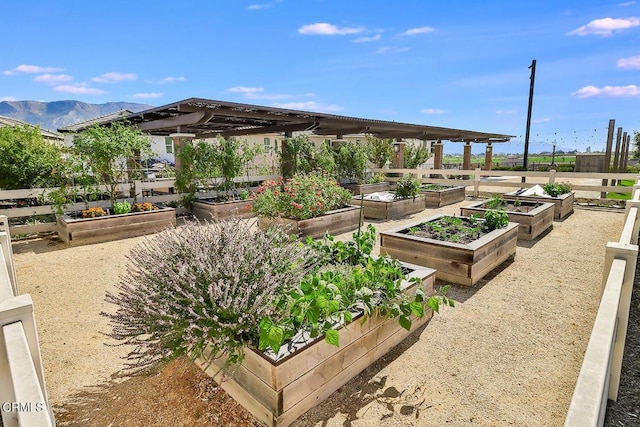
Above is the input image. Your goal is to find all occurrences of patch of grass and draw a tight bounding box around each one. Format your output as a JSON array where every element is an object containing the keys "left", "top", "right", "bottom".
[{"left": 606, "top": 179, "right": 634, "bottom": 200}]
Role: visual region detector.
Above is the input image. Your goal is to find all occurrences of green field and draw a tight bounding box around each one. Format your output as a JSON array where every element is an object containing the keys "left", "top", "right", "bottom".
[{"left": 442, "top": 155, "right": 576, "bottom": 164}]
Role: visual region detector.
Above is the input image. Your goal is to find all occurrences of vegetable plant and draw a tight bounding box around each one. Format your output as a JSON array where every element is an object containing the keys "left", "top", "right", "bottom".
[
  {"left": 393, "top": 176, "right": 421, "bottom": 199},
  {"left": 542, "top": 182, "right": 572, "bottom": 197},
  {"left": 113, "top": 201, "right": 132, "bottom": 214}
]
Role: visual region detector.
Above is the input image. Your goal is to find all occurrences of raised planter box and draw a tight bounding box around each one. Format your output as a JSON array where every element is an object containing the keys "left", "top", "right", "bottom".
[
  {"left": 192, "top": 199, "right": 254, "bottom": 220},
  {"left": 353, "top": 195, "right": 426, "bottom": 220},
  {"left": 503, "top": 191, "right": 575, "bottom": 220},
  {"left": 422, "top": 185, "right": 466, "bottom": 208},
  {"left": 460, "top": 200, "right": 555, "bottom": 241},
  {"left": 380, "top": 214, "right": 518, "bottom": 286},
  {"left": 196, "top": 262, "right": 436, "bottom": 427},
  {"left": 57, "top": 207, "right": 176, "bottom": 247},
  {"left": 258, "top": 205, "right": 360, "bottom": 239},
  {"left": 341, "top": 182, "right": 391, "bottom": 195}
]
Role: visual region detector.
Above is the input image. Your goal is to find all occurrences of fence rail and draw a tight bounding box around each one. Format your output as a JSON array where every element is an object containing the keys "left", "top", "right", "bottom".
[
  {"left": 0, "top": 217, "right": 56, "bottom": 426},
  {"left": 564, "top": 178, "right": 640, "bottom": 426}
]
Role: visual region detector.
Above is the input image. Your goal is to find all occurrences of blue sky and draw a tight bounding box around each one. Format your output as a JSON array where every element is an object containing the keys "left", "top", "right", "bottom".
[{"left": 1, "top": 0, "right": 639, "bottom": 154}]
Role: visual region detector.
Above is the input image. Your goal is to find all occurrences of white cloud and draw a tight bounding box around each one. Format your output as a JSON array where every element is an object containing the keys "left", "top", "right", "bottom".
[
  {"left": 273, "top": 101, "right": 343, "bottom": 113},
  {"left": 298, "top": 23, "right": 365, "bottom": 35},
  {"left": 351, "top": 34, "right": 381, "bottom": 43},
  {"left": 532, "top": 117, "right": 551, "bottom": 123},
  {"left": 375, "top": 46, "right": 409, "bottom": 54},
  {"left": 420, "top": 108, "right": 446, "bottom": 114},
  {"left": 54, "top": 84, "right": 106, "bottom": 95},
  {"left": 91, "top": 72, "right": 137, "bottom": 83},
  {"left": 571, "top": 84, "right": 640, "bottom": 97},
  {"left": 0, "top": 97, "right": 17, "bottom": 102},
  {"left": 146, "top": 76, "right": 186, "bottom": 84},
  {"left": 400, "top": 26, "right": 436, "bottom": 36},
  {"left": 33, "top": 74, "right": 73, "bottom": 84},
  {"left": 3, "top": 64, "right": 64, "bottom": 75},
  {"left": 132, "top": 92, "right": 163, "bottom": 99},
  {"left": 617, "top": 55, "right": 640, "bottom": 68},
  {"left": 618, "top": 1, "right": 636, "bottom": 6},
  {"left": 248, "top": 0, "right": 282, "bottom": 10},
  {"left": 567, "top": 17, "right": 640, "bottom": 36},
  {"left": 227, "top": 86, "right": 264, "bottom": 94},
  {"left": 496, "top": 109, "right": 517, "bottom": 115}
]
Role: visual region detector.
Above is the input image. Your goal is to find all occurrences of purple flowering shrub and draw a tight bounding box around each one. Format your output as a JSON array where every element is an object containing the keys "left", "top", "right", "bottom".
[{"left": 102, "top": 217, "right": 313, "bottom": 374}]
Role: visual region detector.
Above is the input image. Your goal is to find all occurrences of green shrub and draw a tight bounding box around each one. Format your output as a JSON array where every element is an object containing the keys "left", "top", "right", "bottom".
[
  {"left": 393, "top": 176, "right": 421, "bottom": 199},
  {"left": 251, "top": 173, "right": 352, "bottom": 220}
]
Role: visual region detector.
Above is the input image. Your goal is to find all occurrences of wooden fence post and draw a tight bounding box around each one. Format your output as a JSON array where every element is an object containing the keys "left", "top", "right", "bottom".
[
  {"left": 549, "top": 169, "right": 556, "bottom": 184},
  {"left": 473, "top": 168, "right": 481, "bottom": 198}
]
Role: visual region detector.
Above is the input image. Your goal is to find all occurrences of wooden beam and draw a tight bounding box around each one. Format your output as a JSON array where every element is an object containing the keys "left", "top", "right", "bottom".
[
  {"left": 137, "top": 112, "right": 206, "bottom": 131},
  {"left": 212, "top": 122, "right": 317, "bottom": 138}
]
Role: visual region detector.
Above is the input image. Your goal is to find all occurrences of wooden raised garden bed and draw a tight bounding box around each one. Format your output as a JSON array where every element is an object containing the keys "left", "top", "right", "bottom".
[
  {"left": 353, "top": 194, "right": 426, "bottom": 220},
  {"left": 380, "top": 214, "right": 518, "bottom": 286},
  {"left": 503, "top": 191, "right": 574, "bottom": 220},
  {"left": 258, "top": 205, "right": 360, "bottom": 239},
  {"left": 460, "top": 200, "right": 554, "bottom": 241},
  {"left": 57, "top": 207, "right": 176, "bottom": 247},
  {"left": 341, "top": 182, "right": 391, "bottom": 195},
  {"left": 196, "top": 262, "right": 436, "bottom": 427},
  {"left": 422, "top": 185, "right": 466, "bottom": 207},
  {"left": 192, "top": 199, "right": 254, "bottom": 220}
]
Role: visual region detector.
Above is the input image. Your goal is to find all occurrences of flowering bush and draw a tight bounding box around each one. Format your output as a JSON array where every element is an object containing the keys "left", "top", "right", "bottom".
[
  {"left": 102, "top": 218, "right": 313, "bottom": 374},
  {"left": 131, "top": 202, "right": 159, "bottom": 212},
  {"left": 251, "top": 173, "right": 352, "bottom": 220},
  {"left": 81, "top": 207, "right": 107, "bottom": 218}
]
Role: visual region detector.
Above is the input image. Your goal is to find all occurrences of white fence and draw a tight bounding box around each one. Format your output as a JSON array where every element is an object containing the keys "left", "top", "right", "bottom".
[
  {"left": 372, "top": 167, "right": 638, "bottom": 198},
  {"left": 563, "top": 179, "right": 640, "bottom": 426},
  {"left": 0, "top": 216, "right": 56, "bottom": 426}
]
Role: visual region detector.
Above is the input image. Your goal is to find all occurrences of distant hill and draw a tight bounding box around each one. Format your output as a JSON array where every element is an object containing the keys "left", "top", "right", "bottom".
[{"left": 0, "top": 100, "right": 153, "bottom": 133}]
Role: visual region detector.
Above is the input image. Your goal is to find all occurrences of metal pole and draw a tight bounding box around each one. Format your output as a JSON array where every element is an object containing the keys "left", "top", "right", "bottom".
[{"left": 522, "top": 59, "right": 536, "bottom": 183}]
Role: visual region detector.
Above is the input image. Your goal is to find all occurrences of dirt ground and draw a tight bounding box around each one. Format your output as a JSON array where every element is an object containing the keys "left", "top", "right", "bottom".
[{"left": 11, "top": 199, "right": 625, "bottom": 427}]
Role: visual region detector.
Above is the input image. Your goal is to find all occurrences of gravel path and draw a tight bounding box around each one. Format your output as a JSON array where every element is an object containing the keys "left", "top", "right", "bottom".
[{"left": 11, "top": 200, "right": 625, "bottom": 426}]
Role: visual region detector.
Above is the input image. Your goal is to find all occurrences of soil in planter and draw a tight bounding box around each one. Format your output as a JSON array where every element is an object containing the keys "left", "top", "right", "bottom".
[
  {"left": 480, "top": 200, "right": 542, "bottom": 213},
  {"left": 400, "top": 216, "right": 490, "bottom": 244},
  {"left": 421, "top": 184, "right": 457, "bottom": 191},
  {"left": 198, "top": 195, "right": 251, "bottom": 203}
]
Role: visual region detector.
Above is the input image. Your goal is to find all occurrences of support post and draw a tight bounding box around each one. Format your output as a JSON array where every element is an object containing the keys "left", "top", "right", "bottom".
[
  {"left": 601, "top": 120, "right": 615, "bottom": 198},
  {"left": 484, "top": 143, "right": 493, "bottom": 171},
  {"left": 622, "top": 133, "right": 630, "bottom": 173},
  {"left": 462, "top": 142, "right": 471, "bottom": 178},
  {"left": 612, "top": 127, "right": 623, "bottom": 186},
  {"left": 522, "top": 59, "right": 536, "bottom": 183},
  {"left": 473, "top": 167, "right": 481, "bottom": 197},
  {"left": 432, "top": 141, "right": 443, "bottom": 176}
]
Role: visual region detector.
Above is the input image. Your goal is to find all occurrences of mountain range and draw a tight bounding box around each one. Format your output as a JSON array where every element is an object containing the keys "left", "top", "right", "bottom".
[{"left": 0, "top": 100, "right": 153, "bottom": 133}]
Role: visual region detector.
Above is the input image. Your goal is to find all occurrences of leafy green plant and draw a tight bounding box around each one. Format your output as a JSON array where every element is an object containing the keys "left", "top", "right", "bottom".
[
  {"left": 251, "top": 173, "right": 352, "bottom": 220},
  {"left": 113, "top": 200, "right": 132, "bottom": 215},
  {"left": 258, "top": 225, "right": 454, "bottom": 353},
  {"left": 483, "top": 209, "right": 509, "bottom": 231},
  {"left": 393, "top": 176, "right": 421, "bottom": 199},
  {"left": 366, "top": 172, "right": 387, "bottom": 184},
  {"left": 542, "top": 182, "right": 572, "bottom": 197},
  {"left": 483, "top": 195, "right": 505, "bottom": 209}
]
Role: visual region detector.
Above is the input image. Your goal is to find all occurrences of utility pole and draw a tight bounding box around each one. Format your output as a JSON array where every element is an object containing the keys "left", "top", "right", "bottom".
[{"left": 522, "top": 59, "right": 536, "bottom": 183}]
